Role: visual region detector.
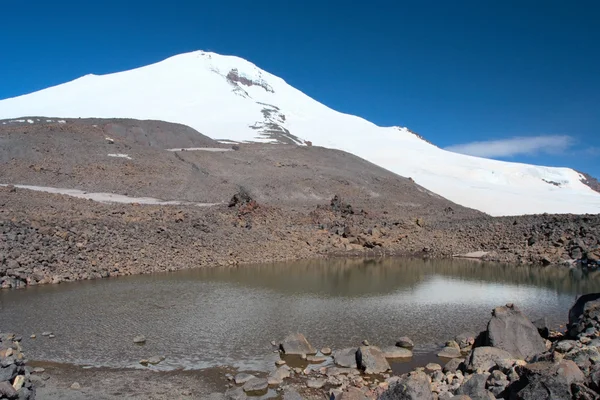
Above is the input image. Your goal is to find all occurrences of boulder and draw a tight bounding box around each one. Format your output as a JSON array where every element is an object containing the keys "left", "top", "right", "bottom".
[
  {"left": 456, "top": 374, "right": 495, "bottom": 400},
  {"left": 467, "top": 346, "right": 513, "bottom": 372},
  {"left": 0, "top": 364, "right": 17, "bottom": 382},
  {"left": 396, "top": 337, "right": 414, "bottom": 349},
  {"left": 486, "top": 304, "right": 546, "bottom": 359},
  {"left": 333, "top": 348, "right": 358, "bottom": 368},
  {"left": 381, "top": 346, "right": 413, "bottom": 359},
  {"left": 356, "top": 346, "right": 390, "bottom": 374},
  {"left": 223, "top": 387, "right": 247, "bottom": 400},
  {"left": 279, "top": 333, "right": 316, "bottom": 355},
  {"left": 512, "top": 360, "right": 585, "bottom": 399},
  {"left": 306, "top": 378, "right": 326, "bottom": 389},
  {"left": 379, "top": 372, "right": 433, "bottom": 400}
]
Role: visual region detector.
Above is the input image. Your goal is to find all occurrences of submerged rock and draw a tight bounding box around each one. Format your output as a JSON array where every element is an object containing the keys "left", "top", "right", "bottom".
[
  {"left": 382, "top": 346, "right": 413, "bottom": 359},
  {"left": 279, "top": 333, "right": 316, "bottom": 355},
  {"left": 395, "top": 337, "right": 414, "bottom": 349}
]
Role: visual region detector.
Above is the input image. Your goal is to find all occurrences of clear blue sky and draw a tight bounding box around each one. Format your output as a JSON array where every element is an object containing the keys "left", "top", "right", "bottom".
[{"left": 1, "top": 0, "right": 599, "bottom": 177}]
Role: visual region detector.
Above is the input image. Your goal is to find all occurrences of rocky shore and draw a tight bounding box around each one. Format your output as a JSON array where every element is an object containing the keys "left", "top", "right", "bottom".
[
  {"left": 0, "top": 331, "right": 35, "bottom": 399},
  {"left": 1, "top": 185, "right": 599, "bottom": 290},
  {"left": 215, "top": 294, "right": 600, "bottom": 400}
]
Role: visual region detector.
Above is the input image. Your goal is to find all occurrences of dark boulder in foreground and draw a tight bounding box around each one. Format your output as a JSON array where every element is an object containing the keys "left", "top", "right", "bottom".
[
  {"left": 279, "top": 333, "right": 317, "bottom": 355},
  {"left": 0, "top": 331, "right": 35, "bottom": 399},
  {"left": 486, "top": 304, "right": 546, "bottom": 359}
]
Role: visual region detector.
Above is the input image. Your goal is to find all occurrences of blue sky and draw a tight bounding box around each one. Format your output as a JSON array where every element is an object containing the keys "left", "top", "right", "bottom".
[{"left": 1, "top": 0, "right": 599, "bottom": 177}]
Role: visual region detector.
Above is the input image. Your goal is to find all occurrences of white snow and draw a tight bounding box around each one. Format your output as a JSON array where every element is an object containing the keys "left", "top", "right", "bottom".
[
  {"left": 26, "top": 119, "right": 34, "bottom": 124},
  {"left": 0, "top": 184, "right": 216, "bottom": 206},
  {"left": 165, "top": 147, "right": 233, "bottom": 152},
  {"left": 107, "top": 153, "right": 132, "bottom": 160},
  {"left": 0, "top": 50, "right": 598, "bottom": 216}
]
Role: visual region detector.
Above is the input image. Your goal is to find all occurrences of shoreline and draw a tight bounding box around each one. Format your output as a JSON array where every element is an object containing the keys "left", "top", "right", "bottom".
[{"left": 1, "top": 185, "right": 599, "bottom": 291}]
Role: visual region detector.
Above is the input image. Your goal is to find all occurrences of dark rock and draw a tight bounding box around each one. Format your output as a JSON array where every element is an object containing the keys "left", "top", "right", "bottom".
[
  {"left": 333, "top": 348, "right": 358, "bottom": 368},
  {"left": 569, "top": 293, "right": 600, "bottom": 337},
  {"left": 514, "top": 375, "right": 571, "bottom": 399},
  {"left": 356, "top": 346, "right": 390, "bottom": 374},
  {"left": 532, "top": 317, "right": 550, "bottom": 339},
  {"left": 379, "top": 371, "right": 433, "bottom": 400},
  {"left": 486, "top": 304, "right": 546, "bottom": 359},
  {"left": 279, "top": 333, "right": 316, "bottom": 356},
  {"left": 0, "top": 364, "right": 17, "bottom": 382}
]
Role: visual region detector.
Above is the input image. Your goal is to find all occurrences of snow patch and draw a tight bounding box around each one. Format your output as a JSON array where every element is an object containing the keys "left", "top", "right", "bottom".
[
  {"left": 165, "top": 147, "right": 233, "bottom": 152},
  {"left": 108, "top": 153, "right": 132, "bottom": 160},
  {"left": 0, "top": 184, "right": 216, "bottom": 206}
]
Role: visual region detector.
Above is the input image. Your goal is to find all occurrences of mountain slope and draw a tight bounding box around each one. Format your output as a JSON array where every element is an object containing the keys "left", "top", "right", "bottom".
[{"left": 0, "top": 50, "right": 598, "bottom": 216}]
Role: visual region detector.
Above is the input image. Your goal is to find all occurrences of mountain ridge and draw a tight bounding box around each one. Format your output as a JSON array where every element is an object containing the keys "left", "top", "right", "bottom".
[{"left": 0, "top": 50, "right": 598, "bottom": 216}]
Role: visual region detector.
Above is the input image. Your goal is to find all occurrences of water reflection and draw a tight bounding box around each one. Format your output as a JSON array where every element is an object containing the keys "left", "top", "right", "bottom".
[{"left": 0, "top": 258, "right": 597, "bottom": 372}]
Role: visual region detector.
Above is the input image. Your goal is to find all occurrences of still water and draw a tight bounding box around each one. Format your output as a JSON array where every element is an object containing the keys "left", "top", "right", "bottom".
[{"left": 0, "top": 258, "right": 598, "bottom": 372}]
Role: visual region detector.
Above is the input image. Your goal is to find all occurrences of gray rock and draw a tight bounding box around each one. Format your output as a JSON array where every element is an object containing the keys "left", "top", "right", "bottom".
[
  {"left": 356, "top": 346, "right": 390, "bottom": 374},
  {"left": 267, "top": 367, "right": 290, "bottom": 386},
  {"left": 395, "top": 337, "right": 414, "bottom": 349},
  {"left": 242, "top": 377, "right": 268, "bottom": 394},
  {"left": 443, "top": 358, "right": 465, "bottom": 373},
  {"left": 456, "top": 374, "right": 494, "bottom": 400},
  {"left": 382, "top": 346, "right": 413, "bottom": 359},
  {"left": 234, "top": 373, "right": 256, "bottom": 385},
  {"left": 486, "top": 304, "right": 546, "bottom": 359},
  {"left": 437, "top": 346, "right": 462, "bottom": 359},
  {"left": 556, "top": 340, "right": 578, "bottom": 353},
  {"left": 0, "top": 364, "right": 17, "bottom": 382},
  {"left": 455, "top": 332, "right": 477, "bottom": 348},
  {"left": 568, "top": 293, "right": 600, "bottom": 336},
  {"left": 147, "top": 355, "right": 164, "bottom": 365},
  {"left": 467, "top": 346, "right": 513, "bottom": 372},
  {"left": 279, "top": 333, "right": 316, "bottom": 355},
  {"left": 379, "top": 371, "right": 433, "bottom": 400},
  {"left": 333, "top": 348, "right": 358, "bottom": 368},
  {"left": 424, "top": 363, "right": 442, "bottom": 373}
]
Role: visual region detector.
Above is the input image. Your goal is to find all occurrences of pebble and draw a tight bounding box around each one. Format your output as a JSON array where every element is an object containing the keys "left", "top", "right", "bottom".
[
  {"left": 70, "top": 382, "right": 81, "bottom": 390},
  {"left": 133, "top": 335, "right": 146, "bottom": 344},
  {"left": 48, "top": 334, "right": 55, "bottom": 339},
  {"left": 321, "top": 347, "right": 332, "bottom": 355},
  {"left": 425, "top": 363, "right": 442, "bottom": 373},
  {"left": 33, "top": 367, "right": 45, "bottom": 373},
  {"left": 275, "top": 360, "right": 286, "bottom": 366},
  {"left": 41, "top": 332, "right": 52, "bottom": 337},
  {"left": 362, "top": 340, "right": 370, "bottom": 346},
  {"left": 30, "top": 334, "right": 36, "bottom": 339}
]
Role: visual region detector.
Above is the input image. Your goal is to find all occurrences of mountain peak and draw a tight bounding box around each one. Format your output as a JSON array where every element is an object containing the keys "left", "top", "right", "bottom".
[{"left": 0, "top": 51, "right": 599, "bottom": 216}]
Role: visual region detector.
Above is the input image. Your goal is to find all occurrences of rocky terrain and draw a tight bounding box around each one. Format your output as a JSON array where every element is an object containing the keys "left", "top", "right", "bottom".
[{"left": 0, "top": 330, "right": 35, "bottom": 399}]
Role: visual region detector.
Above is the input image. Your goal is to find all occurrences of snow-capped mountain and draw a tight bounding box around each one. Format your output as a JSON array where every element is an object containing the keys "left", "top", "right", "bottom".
[{"left": 0, "top": 50, "right": 598, "bottom": 216}]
